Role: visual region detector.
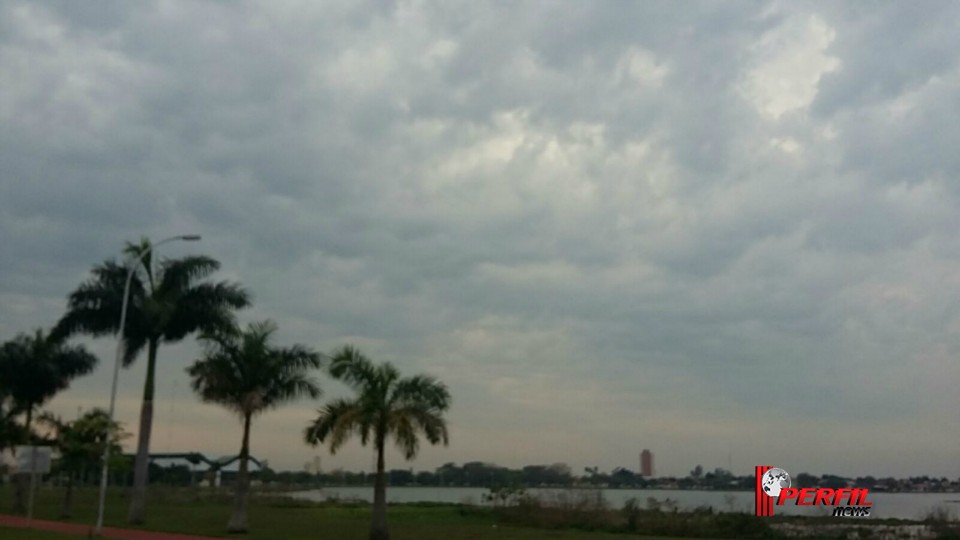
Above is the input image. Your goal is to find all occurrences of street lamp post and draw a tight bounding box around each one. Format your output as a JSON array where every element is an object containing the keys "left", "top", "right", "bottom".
[{"left": 94, "top": 235, "right": 201, "bottom": 535}]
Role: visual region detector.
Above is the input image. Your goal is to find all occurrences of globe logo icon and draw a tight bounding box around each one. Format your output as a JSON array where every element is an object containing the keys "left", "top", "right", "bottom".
[{"left": 761, "top": 468, "right": 791, "bottom": 497}]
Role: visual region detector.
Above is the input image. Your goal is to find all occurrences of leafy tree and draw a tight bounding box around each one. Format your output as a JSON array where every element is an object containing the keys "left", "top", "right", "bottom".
[
  {"left": 610, "top": 467, "right": 638, "bottom": 488},
  {"left": 388, "top": 469, "right": 414, "bottom": 486},
  {"left": 40, "top": 409, "right": 127, "bottom": 517},
  {"left": 187, "top": 320, "right": 321, "bottom": 533},
  {"left": 460, "top": 461, "right": 512, "bottom": 487},
  {"left": 54, "top": 238, "right": 250, "bottom": 523},
  {"left": 305, "top": 346, "right": 450, "bottom": 540},
  {"left": 437, "top": 462, "right": 464, "bottom": 486},
  {"left": 414, "top": 471, "right": 436, "bottom": 485},
  {"left": 704, "top": 467, "right": 734, "bottom": 489},
  {"left": 854, "top": 475, "right": 877, "bottom": 489},
  {"left": 795, "top": 472, "right": 819, "bottom": 489},
  {"left": 0, "top": 329, "right": 97, "bottom": 514},
  {"left": 677, "top": 476, "right": 695, "bottom": 489},
  {"left": 820, "top": 474, "right": 848, "bottom": 489},
  {"left": 521, "top": 464, "right": 573, "bottom": 486}
]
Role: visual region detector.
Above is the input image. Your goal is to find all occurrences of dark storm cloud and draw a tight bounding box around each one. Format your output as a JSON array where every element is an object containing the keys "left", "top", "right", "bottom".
[
  {"left": 1, "top": 1, "right": 958, "bottom": 476},
  {"left": 813, "top": 2, "right": 960, "bottom": 115}
]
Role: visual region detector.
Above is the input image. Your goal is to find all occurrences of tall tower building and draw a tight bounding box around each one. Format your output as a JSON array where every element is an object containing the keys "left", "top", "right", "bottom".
[{"left": 640, "top": 449, "right": 653, "bottom": 477}]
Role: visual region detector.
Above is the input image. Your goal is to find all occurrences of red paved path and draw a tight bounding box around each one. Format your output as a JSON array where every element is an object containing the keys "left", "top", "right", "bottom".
[{"left": 0, "top": 514, "right": 223, "bottom": 539}]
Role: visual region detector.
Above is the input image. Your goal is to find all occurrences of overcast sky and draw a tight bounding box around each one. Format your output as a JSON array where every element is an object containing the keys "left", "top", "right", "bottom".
[{"left": 2, "top": 1, "right": 959, "bottom": 479}]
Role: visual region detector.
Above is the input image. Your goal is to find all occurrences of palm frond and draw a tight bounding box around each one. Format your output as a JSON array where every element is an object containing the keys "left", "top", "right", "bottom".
[
  {"left": 55, "top": 343, "right": 99, "bottom": 380},
  {"left": 120, "top": 333, "right": 149, "bottom": 367},
  {"left": 156, "top": 256, "right": 220, "bottom": 297},
  {"left": 0, "top": 330, "right": 98, "bottom": 413},
  {"left": 308, "top": 347, "right": 451, "bottom": 464},
  {"left": 163, "top": 282, "right": 250, "bottom": 342},
  {"left": 276, "top": 344, "right": 323, "bottom": 371},
  {"left": 187, "top": 320, "right": 320, "bottom": 418},
  {"left": 304, "top": 398, "right": 366, "bottom": 454},
  {"left": 327, "top": 346, "right": 379, "bottom": 390},
  {"left": 123, "top": 238, "right": 155, "bottom": 287},
  {"left": 52, "top": 260, "right": 143, "bottom": 340},
  {"left": 391, "top": 413, "right": 420, "bottom": 459},
  {"left": 391, "top": 375, "right": 451, "bottom": 410},
  {"left": 392, "top": 405, "right": 449, "bottom": 446},
  {"left": 264, "top": 374, "right": 322, "bottom": 407}
]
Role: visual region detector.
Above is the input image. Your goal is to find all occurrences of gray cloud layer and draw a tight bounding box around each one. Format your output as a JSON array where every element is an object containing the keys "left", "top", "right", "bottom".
[{"left": 1, "top": 1, "right": 958, "bottom": 477}]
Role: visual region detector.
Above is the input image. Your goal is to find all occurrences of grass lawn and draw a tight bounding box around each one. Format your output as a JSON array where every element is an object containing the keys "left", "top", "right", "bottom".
[{"left": 0, "top": 485, "right": 698, "bottom": 540}]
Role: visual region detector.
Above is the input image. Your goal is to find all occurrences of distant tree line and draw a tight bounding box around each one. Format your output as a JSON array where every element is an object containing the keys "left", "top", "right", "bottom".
[{"left": 252, "top": 461, "right": 960, "bottom": 493}]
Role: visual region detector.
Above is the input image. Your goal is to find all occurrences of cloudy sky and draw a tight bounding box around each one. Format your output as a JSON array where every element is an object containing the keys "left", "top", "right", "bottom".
[{"left": 2, "top": 1, "right": 959, "bottom": 479}]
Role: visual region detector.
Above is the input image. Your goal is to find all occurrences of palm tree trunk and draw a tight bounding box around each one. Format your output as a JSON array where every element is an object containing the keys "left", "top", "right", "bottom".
[
  {"left": 12, "top": 407, "right": 33, "bottom": 514},
  {"left": 227, "top": 413, "right": 252, "bottom": 533},
  {"left": 370, "top": 436, "right": 388, "bottom": 540},
  {"left": 128, "top": 339, "right": 158, "bottom": 524}
]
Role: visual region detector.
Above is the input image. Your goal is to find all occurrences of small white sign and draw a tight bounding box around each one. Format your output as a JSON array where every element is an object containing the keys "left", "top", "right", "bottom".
[{"left": 14, "top": 446, "right": 52, "bottom": 474}]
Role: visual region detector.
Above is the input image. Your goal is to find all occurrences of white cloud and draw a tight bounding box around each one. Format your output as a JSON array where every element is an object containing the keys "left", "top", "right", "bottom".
[
  {"left": 615, "top": 46, "right": 667, "bottom": 88},
  {"left": 740, "top": 13, "right": 841, "bottom": 119}
]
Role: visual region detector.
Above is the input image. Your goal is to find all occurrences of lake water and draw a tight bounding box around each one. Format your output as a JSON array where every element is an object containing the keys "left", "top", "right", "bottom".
[{"left": 288, "top": 486, "right": 960, "bottom": 521}]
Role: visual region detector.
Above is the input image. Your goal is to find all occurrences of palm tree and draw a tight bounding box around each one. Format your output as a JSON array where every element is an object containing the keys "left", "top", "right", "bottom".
[
  {"left": 53, "top": 238, "right": 250, "bottom": 523},
  {"left": 187, "top": 320, "right": 321, "bottom": 533},
  {"left": 0, "top": 329, "right": 98, "bottom": 514},
  {"left": 0, "top": 330, "right": 98, "bottom": 433},
  {"left": 304, "top": 347, "right": 451, "bottom": 540}
]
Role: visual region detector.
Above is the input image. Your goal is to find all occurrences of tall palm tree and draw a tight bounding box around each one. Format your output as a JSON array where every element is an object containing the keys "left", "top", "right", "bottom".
[
  {"left": 304, "top": 347, "right": 451, "bottom": 540},
  {"left": 53, "top": 238, "right": 250, "bottom": 523},
  {"left": 187, "top": 320, "right": 321, "bottom": 533},
  {"left": 0, "top": 329, "right": 98, "bottom": 514}
]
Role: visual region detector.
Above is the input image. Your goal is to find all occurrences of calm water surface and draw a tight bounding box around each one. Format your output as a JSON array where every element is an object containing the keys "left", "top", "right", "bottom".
[{"left": 289, "top": 486, "right": 960, "bottom": 521}]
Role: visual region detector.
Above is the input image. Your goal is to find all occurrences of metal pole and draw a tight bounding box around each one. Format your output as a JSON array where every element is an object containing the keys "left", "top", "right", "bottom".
[
  {"left": 27, "top": 446, "right": 38, "bottom": 524},
  {"left": 93, "top": 235, "right": 199, "bottom": 535},
  {"left": 93, "top": 264, "right": 135, "bottom": 534}
]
